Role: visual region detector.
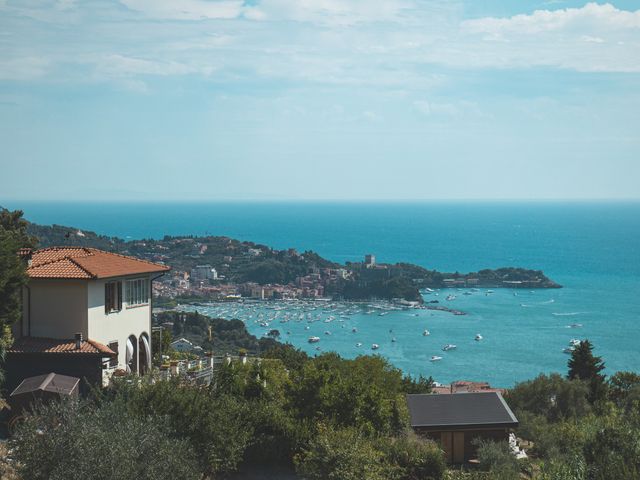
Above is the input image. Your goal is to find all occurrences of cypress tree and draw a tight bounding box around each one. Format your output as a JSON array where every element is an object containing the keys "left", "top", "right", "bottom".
[
  {"left": 568, "top": 339, "right": 607, "bottom": 404},
  {"left": 568, "top": 339, "right": 605, "bottom": 382}
]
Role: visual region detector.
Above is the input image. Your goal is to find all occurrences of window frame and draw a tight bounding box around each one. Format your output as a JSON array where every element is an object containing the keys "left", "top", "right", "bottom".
[
  {"left": 126, "top": 277, "right": 150, "bottom": 308},
  {"left": 104, "top": 281, "right": 122, "bottom": 314},
  {"left": 107, "top": 341, "right": 119, "bottom": 368}
]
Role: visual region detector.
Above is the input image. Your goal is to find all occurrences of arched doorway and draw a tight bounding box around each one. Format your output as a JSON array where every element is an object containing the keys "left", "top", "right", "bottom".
[
  {"left": 139, "top": 332, "right": 151, "bottom": 375},
  {"left": 126, "top": 335, "right": 138, "bottom": 374}
]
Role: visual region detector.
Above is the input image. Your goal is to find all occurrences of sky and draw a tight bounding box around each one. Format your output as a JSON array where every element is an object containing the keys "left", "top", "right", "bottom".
[{"left": 0, "top": 0, "right": 639, "bottom": 201}]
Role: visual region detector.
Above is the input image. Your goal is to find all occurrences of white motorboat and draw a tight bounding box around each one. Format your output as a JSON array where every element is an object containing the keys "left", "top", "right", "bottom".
[
  {"left": 391, "top": 337, "right": 397, "bottom": 343},
  {"left": 371, "top": 344, "right": 380, "bottom": 350},
  {"left": 308, "top": 336, "right": 320, "bottom": 343},
  {"left": 356, "top": 342, "right": 363, "bottom": 347},
  {"left": 442, "top": 344, "right": 457, "bottom": 351},
  {"left": 423, "top": 329, "right": 431, "bottom": 336},
  {"left": 475, "top": 334, "right": 483, "bottom": 341},
  {"left": 324, "top": 331, "right": 331, "bottom": 336},
  {"left": 430, "top": 355, "right": 443, "bottom": 362},
  {"left": 569, "top": 339, "right": 581, "bottom": 346},
  {"left": 446, "top": 295, "right": 456, "bottom": 301},
  {"left": 563, "top": 347, "right": 575, "bottom": 354}
]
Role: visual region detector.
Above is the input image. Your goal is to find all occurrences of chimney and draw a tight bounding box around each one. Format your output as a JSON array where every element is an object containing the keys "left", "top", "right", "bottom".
[
  {"left": 18, "top": 248, "right": 33, "bottom": 267},
  {"left": 75, "top": 332, "right": 83, "bottom": 350}
]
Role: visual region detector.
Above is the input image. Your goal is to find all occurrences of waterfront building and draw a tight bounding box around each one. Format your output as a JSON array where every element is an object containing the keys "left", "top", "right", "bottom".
[
  {"left": 190, "top": 264, "right": 217, "bottom": 281},
  {"left": 364, "top": 254, "right": 376, "bottom": 268},
  {"left": 6, "top": 247, "right": 169, "bottom": 392}
]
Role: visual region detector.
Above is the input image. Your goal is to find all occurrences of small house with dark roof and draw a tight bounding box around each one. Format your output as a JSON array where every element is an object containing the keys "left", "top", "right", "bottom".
[
  {"left": 7, "top": 372, "right": 80, "bottom": 433},
  {"left": 407, "top": 392, "right": 519, "bottom": 464},
  {"left": 7, "top": 247, "right": 169, "bottom": 393},
  {"left": 10, "top": 372, "right": 79, "bottom": 409}
]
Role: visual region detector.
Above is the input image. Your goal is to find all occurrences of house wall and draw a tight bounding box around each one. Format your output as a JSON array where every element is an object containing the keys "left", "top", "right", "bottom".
[
  {"left": 23, "top": 280, "right": 88, "bottom": 339},
  {"left": 87, "top": 275, "right": 152, "bottom": 369},
  {"left": 417, "top": 428, "right": 509, "bottom": 463}
]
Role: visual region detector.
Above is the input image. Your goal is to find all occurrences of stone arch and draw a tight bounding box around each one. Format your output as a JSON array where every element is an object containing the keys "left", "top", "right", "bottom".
[
  {"left": 139, "top": 332, "right": 151, "bottom": 375},
  {"left": 126, "top": 334, "right": 138, "bottom": 374}
]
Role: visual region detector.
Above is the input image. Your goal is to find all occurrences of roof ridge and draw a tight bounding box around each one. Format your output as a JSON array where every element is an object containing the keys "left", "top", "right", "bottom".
[
  {"left": 29, "top": 247, "right": 94, "bottom": 268},
  {"left": 86, "top": 338, "right": 116, "bottom": 355},
  {"left": 66, "top": 256, "right": 97, "bottom": 279},
  {"left": 85, "top": 247, "right": 169, "bottom": 269},
  {"left": 41, "top": 372, "right": 56, "bottom": 390}
]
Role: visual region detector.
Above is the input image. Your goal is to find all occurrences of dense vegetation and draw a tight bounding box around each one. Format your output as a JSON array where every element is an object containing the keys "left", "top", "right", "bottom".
[
  {"left": 10, "top": 345, "right": 440, "bottom": 480},
  {"left": 155, "top": 310, "right": 279, "bottom": 355},
  {"left": 457, "top": 341, "right": 640, "bottom": 480},
  {"left": 342, "top": 276, "right": 424, "bottom": 302}
]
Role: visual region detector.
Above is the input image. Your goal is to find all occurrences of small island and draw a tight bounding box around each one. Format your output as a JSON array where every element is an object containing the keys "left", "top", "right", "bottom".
[{"left": 26, "top": 220, "right": 562, "bottom": 304}]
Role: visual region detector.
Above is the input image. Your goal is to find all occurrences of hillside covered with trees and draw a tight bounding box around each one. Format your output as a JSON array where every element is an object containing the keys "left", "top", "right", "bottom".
[{"left": 21, "top": 212, "right": 561, "bottom": 304}]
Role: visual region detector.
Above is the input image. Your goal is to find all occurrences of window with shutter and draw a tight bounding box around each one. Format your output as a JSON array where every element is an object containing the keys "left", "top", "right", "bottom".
[
  {"left": 108, "top": 341, "right": 119, "bottom": 368},
  {"left": 105, "top": 281, "right": 122, "bottom": 314}
]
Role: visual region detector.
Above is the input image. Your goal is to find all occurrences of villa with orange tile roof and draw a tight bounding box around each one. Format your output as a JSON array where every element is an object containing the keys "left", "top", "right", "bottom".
[{"left": 6, "top": 247, "right": 169, "bottom": 391}]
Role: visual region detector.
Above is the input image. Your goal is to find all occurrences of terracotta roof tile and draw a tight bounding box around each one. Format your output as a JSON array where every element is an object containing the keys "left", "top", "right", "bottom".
[
  {"left": 28, "top": 247, "right": 169, "bottom": 280},
  {"left": 8, "top": 336, "right": 116, "bottom": 355}
]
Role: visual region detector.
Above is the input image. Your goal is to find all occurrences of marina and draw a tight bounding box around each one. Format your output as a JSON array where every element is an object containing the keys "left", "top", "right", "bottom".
[{"left": 175, "top": 283, "right": 621, "bottom": 387}]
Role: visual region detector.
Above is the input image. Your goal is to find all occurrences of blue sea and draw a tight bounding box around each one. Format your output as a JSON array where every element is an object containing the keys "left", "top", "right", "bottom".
[{"left": 8, "top": 201, "right": 640, "bottom": 387}]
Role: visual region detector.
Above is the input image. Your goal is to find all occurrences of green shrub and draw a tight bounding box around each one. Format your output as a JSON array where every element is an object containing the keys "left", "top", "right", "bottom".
[
  {"left": 471, "top": 438, "right": 520, "bottom": 480},
  {"left": 294, "top": 424, "right": 388, "bottom": 480},
  {"left": 112, "top": 377, "right": 254, "bottom": 477},
  {"left": 12, "top": 398, "right": 199, "bottom": 480},
  {"left": 379, "top": 434, "right": 446, "bottom": 480}
]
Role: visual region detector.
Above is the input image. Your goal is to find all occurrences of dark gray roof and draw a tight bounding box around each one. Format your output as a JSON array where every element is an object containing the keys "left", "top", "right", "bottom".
[
  {"left": 10, "top": 372, "right": 80, "bottom": 397},
  {"left": 407, "top": 392, "right": 518, "bottom": 428}
]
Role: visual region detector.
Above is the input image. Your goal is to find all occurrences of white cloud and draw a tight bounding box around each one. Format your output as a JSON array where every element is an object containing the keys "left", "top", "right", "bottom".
[
  {"left": 452, "top": 3, "right": 640, "bottom": 72},
  {"left": 1, "top": 0, "right": 640, "bottom": 90},
  {"left": 244, "top": 0, "right": 413, "bottom": 26},
  {"left": 0, "top": 56, "right": 50, "bottom": 80},
  {"left": 96, "top": 54, "right": 193, "bottom": 76},
  {"left": 463, "top": 3, "right": 640, "bottom": 35},
  {"left": 581, "top": 35, "right": 604, "bottom": 43},
  {"left": 120, "top": 0, "right": 244, "bottom": 20}
]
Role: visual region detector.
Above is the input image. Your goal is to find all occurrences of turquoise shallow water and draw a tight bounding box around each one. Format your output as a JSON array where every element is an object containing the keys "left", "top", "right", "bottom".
[{"left": 7, "top": 201, "right": 640, "bottom": 386}]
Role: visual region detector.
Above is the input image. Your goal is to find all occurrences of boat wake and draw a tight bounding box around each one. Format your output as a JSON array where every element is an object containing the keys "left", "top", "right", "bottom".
[
  {"left": 552, "top": 312, "right": 588, "bottom": 317},
  {"left": 521, "top": 299, "right": 555, "bottom": 308}
]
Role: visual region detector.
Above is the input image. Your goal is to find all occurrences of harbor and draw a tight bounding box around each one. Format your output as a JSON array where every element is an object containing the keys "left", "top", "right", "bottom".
[{"left": 174, "top": 282, "right": 627, "bottom": 388}]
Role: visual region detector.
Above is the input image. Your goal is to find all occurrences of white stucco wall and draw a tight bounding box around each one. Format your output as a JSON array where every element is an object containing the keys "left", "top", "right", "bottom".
[
  {"left": 87, "top": 275, "right": 152, "bottom": 369},
  {"left": 25, "top": 280, "right": 88, "bottom": 338}
]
